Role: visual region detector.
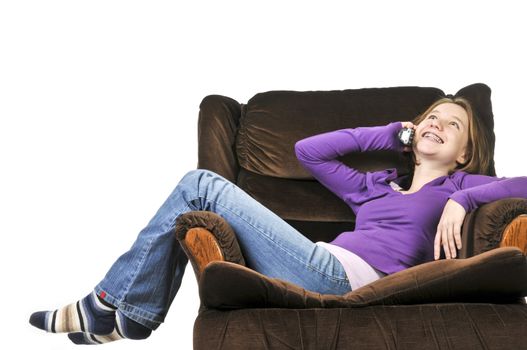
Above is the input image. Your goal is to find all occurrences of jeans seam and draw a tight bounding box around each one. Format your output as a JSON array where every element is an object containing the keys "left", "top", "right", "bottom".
[
  {"left": 119, "top": 235, "right": 154, "bottom": 301},
  {"left": 121, "top": 198, "right": 194, "bottom": 299},
  {"left": 198, "top": 195, "right": 349, "bottom": 285},
  {"left": 97, "top": 200, "right": 195, "bottom": 326}
]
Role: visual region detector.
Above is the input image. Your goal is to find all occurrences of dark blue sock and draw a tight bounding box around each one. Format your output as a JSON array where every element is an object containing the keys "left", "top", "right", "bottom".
[{"left": 115, "top": 310, "right": 152, "bottom": 340}]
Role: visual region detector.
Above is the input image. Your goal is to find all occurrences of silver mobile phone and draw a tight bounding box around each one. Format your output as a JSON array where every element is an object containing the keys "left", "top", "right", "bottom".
[{"left": 398, "top": 128, "right": 415, "bottom": 146}]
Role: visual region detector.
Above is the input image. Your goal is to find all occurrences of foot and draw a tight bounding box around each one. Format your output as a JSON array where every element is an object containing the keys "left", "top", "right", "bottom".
[
  {"left": 67, "top": 310, "right": 152, "bottom": 345},
  {"left": 29, "top": 291, "right": 115, "bottom": 335},
  {"left": 68, "top": 329, "right": 123, "bottom": 345}
]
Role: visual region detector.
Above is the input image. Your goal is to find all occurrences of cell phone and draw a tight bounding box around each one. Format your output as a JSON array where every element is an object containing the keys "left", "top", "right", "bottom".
[{"left": 398, "top": 127, "right": 415, "bottom": 146}]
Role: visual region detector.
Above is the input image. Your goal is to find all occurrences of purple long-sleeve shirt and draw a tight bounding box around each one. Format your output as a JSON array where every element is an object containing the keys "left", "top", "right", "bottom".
[{"left": 295, "top": 121, "right": 527, "bottom": 274}]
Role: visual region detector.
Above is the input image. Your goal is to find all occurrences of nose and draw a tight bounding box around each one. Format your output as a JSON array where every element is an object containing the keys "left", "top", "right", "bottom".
[{"left": 430, "top": 118, "right": 443, "bottom": 130}]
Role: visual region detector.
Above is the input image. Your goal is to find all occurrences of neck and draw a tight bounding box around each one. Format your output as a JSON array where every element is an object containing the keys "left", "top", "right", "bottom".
[{"left": 407, "top": 162, "right": 451, "bottom": 193}]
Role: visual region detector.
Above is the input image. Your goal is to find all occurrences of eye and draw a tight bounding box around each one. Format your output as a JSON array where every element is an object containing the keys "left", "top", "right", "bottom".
[
  {"left": 450, "top": 121, "right": 460, "bottom": 129},
  {"left": 428, "top": 115, "right": 437, "bottom": 119}
]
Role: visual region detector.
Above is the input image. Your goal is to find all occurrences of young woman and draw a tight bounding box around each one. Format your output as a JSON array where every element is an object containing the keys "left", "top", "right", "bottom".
[{"left": 29, "top": 96, "right": 527, "bottom": 345}]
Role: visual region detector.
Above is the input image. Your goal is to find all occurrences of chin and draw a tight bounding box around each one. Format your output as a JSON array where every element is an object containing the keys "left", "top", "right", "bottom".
[{"left": 414, "top": 144, "right": 440, "bottom": 156}]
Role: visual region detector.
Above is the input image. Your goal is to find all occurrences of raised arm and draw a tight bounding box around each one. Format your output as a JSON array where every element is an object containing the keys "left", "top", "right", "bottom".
[{"left": 294, "top": 121, "right": 403, "bottom": 213}]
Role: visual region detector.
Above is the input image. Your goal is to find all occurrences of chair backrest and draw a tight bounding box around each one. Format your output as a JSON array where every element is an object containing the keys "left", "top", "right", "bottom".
[{"left": 197, "top": 84, "right": 495, "bottom": 242}]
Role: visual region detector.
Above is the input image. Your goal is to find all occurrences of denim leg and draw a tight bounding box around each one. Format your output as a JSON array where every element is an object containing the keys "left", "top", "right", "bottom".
[{"left": 96, "top": 169, "right": 350, "bottom": 330}]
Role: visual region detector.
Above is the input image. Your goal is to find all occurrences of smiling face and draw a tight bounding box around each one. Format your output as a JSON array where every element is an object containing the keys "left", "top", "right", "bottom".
[{"left": 413, "top": 102, "right": 470, "bottom": 169}]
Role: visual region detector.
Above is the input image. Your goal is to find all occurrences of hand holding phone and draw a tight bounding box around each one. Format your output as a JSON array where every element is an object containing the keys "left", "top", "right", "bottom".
[{"left": 398, "top": 121, "right": 416, "bottom": 151}]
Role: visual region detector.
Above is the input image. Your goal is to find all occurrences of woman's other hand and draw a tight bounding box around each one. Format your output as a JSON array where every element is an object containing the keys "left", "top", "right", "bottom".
[
  {"left": 400, "top": 121, "right": 416, "bottom": 152},
  {"left": 434, "top": 199, "right": 466, "bottom": 260}
]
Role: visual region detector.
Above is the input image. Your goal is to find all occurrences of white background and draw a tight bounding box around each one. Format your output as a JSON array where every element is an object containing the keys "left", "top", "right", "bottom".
[{"left": 1, "top": 1, "right": 526, "bottom": 349}]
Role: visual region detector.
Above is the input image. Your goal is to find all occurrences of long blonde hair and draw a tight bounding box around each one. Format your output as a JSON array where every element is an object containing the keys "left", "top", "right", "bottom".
[{"left": 409, "top": 96, "right": 492, "bottom": 175}]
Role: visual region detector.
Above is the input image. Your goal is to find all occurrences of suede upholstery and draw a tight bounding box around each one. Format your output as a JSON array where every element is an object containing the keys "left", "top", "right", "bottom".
[
  {"left": 177, "top": 84, "right": 527, "bottom": 349},
  {"left": 175, "top": 211, "right": 246, "bottom": 268},
  {"left": 194, "top": 305, "right": 526, "bottom": 350},
  {"left": 459, "top": 198, "right": 527, "bottom": 258},
  {"left": 199, "top": 248, "right": 527, "bottom": 310}
]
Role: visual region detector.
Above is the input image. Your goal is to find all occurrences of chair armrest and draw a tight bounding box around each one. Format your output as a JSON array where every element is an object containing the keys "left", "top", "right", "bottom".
[
  {"left": 199, "top": 247, "right": 527, "bottom": 310},
  {"left": 197, "top": 95, "right": 242, "bottom": 183},
  {"left": 175, "top": 210, "right": 246, "bottom": 268},
  {"left": 460, "top": 198, "right": 527, "bottom": 258}
]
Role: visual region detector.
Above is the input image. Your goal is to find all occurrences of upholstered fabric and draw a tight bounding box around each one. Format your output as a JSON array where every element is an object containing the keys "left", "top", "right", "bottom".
[
  {"left": 236, "top": 87, "right": 424, "bottom": 179},
  {"left": 236, "top": 169, "right": 356, "bottom": 222},
  {"left": 199, "top": 247, "right": 527, "bottom": 310},
  {"left": 175, "top": 211, "right": 246, "bottom": 267},
  {"left": 197, "top": 95, "right": 242, "bottom": 183},
  {"left": 460, "top": 198, "right": 527, "bottom": 258},
  {"left": 235, "top": 84, "right": 494, "bottom": 181},
  {"left": 194, "top": 304, "right": 527, "bottom": 350}
]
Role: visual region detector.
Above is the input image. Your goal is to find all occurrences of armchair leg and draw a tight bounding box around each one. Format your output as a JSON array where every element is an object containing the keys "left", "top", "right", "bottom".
[
  {"left": 500, "top": 214, "right": 527, "bottom": 254},
  {"left": 181, "top": 227, "right": 224, "bottom": 281}
]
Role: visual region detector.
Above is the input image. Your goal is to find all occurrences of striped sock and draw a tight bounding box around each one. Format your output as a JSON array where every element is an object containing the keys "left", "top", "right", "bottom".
[
  {"left": 67, "top": 310, "right": 152, "bottom": 345},
  {"left": 29, "top": 291, "right": 116, "bottom": 335},
  {"left": 68, "top": 329, "right": 124, "bottom": 345}
]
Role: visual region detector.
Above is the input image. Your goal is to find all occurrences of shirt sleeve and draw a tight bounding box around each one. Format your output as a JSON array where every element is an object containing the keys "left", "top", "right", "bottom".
[
  {"left": 449, "top": 173, "right": 527, "bottom": 212},
  {"left": 294, "top": 121, "right": 402, "bottom": 214}
]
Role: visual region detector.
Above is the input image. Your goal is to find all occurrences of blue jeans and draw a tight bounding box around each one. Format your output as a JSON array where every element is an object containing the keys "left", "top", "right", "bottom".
[{"left": 95, "top": 169, "right": 351, "bottom": 329}]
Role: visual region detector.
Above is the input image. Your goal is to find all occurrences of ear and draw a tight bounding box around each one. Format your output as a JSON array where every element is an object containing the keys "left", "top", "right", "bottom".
[{"left": 456, "top": 148, "right": 467, "bottom": 165}]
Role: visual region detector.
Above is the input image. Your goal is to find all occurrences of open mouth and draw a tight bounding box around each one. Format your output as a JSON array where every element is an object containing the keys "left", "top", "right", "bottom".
[{"left": 422, "top": 131, "right": 444, "bottom": 144}]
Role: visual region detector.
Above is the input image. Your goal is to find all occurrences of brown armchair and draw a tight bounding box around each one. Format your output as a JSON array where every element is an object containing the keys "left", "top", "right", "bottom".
[{"left": 175, "top": 83, "right": 527, "bottom": 349}]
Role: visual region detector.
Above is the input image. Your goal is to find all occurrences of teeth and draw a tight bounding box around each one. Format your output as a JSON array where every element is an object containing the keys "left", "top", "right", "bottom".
[{"left": 423, "top": 132, "right": 444, "bottom": 144}]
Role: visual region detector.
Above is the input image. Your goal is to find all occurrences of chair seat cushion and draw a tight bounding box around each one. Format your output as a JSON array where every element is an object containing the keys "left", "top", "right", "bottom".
[{"left": 199, "top": 247, "right": 527, "bottom": 309}]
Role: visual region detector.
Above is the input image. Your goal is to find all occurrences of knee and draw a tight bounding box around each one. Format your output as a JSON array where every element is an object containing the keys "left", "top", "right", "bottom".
[{"left": 180, "top": 169, "right": 225, "bottom": 187}]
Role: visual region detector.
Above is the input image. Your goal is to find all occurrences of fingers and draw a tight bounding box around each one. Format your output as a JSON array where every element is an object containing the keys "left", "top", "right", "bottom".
[
  {"left": 435, "top": 226, "right": 450, "bottom": 260},
  {"left": 447, "top": 224, "right": 457, "bottom": 258},
  {"left": 453, "top": 224, "right": 462, "bottom": 251},
  {"left": 434, "top": 231, "right": 441, "bottom": 260},
  {"left": 441, "top": 228, "right": 451, "bottom": 259},
  {"left": 401, "top": 121, "right": 416, "bottom": 129},
  {"left": 436, "top": 223, "right": 461, "bottom": 259}
]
